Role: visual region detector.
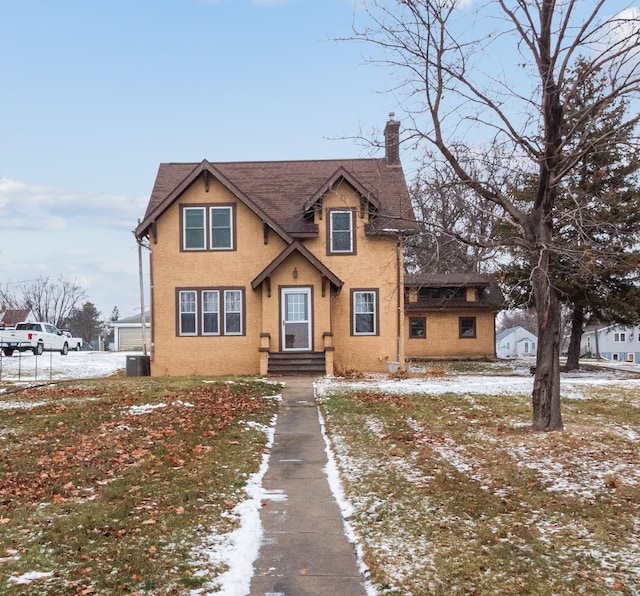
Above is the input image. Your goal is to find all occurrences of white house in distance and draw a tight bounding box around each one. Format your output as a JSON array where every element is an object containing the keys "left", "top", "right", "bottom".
[
  {"left": 112, "top": 312, "right": 151, "bottom": 351},
  {"left": 496, "top": 326, "right": 537, "bottom": 358},
  {"left": 581, "top": 325, "right": 640, "bottom": 364}
]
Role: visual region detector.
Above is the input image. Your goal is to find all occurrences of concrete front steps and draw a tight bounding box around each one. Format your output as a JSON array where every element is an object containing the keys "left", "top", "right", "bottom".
[{"left": 267, "top": 351, "right": 326, "bottom": 376}]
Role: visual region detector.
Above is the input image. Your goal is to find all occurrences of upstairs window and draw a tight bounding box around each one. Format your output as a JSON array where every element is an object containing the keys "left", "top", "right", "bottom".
[
  {"left": 329, "top": 210, "right": 354, "bottom": 254},
  {"left": 210, "top": 206, "right": 233, "bottom": 249},
  {"left": 183, "top": 208, "right": 206, "bottom": 250},
  {"left": 352, "top": 289, "right": 378, "bottom": 335},
  {"left": 182, "top": 204, "right": 235, "bottom": 251}
]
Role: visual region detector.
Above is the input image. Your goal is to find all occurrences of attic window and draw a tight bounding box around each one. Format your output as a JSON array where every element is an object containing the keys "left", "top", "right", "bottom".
[{"left": 328, "top": 209, "right": 355, "bottom": 255}]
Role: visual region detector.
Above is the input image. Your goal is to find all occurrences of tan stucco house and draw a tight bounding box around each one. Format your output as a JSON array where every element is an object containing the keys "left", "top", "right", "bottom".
[
  {"left": 135, "top": 116, "right": 420, "bottom": 376},
  {"left": 134, "top": 117, "right": 503, "bottom": 376}
]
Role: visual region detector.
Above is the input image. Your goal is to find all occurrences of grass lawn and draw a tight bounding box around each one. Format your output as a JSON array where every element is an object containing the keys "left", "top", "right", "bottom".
[
  {"left": 0, "top": 375, "right": 280, "bottom": 594},
  {"left": 318, "top": 366, "right": 640, "bottom": 595}
]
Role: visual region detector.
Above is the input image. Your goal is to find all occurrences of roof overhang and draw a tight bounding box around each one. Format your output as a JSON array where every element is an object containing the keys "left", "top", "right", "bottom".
[
  {"left": 302, "top": 166, "right": 380, "bottom": 213},
  {"left": 251, "top": 241, "right": 343, "bottom": 290},
  {"left": 135, "top": 160, "right": 294, "bottom": 244}
]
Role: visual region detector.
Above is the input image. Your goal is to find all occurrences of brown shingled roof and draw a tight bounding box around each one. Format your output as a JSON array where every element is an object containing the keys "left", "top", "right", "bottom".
[{"left": 135, "top": 158, "right": 417, "bottom": 240}]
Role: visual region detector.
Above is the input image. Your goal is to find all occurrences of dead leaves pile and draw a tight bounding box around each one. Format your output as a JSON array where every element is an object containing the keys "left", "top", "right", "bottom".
[{"left": 0, "top": 384, "right": 267, "bottom": 509}]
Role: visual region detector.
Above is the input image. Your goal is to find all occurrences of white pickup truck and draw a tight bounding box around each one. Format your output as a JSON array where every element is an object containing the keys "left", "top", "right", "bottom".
[
  {"left": 0, "top": 322, "right": 70, "bottom": 356},
  {"left": 62, "top": 331, "right": 83, "bottom": 351}
]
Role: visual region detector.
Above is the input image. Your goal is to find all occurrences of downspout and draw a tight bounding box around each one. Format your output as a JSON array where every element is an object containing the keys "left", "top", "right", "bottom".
[
  {"left": 397, "top": 238, "right": 402, "bottom": 365},
  {"left": 135, "top": 224, "right": 148, "bottom": 357}
]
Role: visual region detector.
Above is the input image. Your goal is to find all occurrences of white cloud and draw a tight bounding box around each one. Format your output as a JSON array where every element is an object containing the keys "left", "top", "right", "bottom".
[
  {"left": 0, "top": 177, "right": 147, "bottom": 233},
  {"left": 0, "top": 177, "right": 147, "bottom": 316},
  {"left": 596, "top": 6, "right": 640, "bottom": 67}
]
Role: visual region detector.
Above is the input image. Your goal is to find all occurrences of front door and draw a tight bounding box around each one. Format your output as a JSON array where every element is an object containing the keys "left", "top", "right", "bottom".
[{"left": 281, "top": 287, "right": 312, "bottom": 351}]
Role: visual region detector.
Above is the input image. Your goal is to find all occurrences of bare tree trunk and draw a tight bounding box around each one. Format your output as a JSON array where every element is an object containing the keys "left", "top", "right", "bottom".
[
  {"left": 565, "top": 304, "right": 584, "bottom": 371},
  {"left": 532, "top": 262, "right": 563, "bottom": 431}
]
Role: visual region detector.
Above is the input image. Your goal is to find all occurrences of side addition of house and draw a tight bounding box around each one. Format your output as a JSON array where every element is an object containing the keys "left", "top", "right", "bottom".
[
  {"left": 404, "top": 274, "right": 503, "bottom": 361},
  {"left": 134, "top": 116, "right": 418, "bottom": 376}
]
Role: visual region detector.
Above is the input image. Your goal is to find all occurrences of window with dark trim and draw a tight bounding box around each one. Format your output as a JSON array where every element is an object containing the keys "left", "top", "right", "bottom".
[
  {"left": 352, "top": 289, "right": 378, "bottom": 335},
  {"left": 224, "top": 289, "right": 243, "bottom": 335},
  {"left": 202, "top": 290, "right": 220, "bottom": 335},
  {"left": 177, "top": 288, "right": 244, "bottom": 336},
  {"left": 179, "top": 290, "right": 198, "bottom": 335},
  {"left": 210, "top": 206, "right": 233, "bottom": 249},
  {"left": 409, "top": 317, "right": 426, "bottom": 338},
  {"left": 329, "top": 209, "right": 354, "bottom": 254},
  {"left": 459, "top": 317, "right": 477, "bottom": 338},
  {"left": 183, "top": 208, "right": 206, "bottom": 250},
  {"left": 181, "top": 204, "right": 235, "bottom": 251}
]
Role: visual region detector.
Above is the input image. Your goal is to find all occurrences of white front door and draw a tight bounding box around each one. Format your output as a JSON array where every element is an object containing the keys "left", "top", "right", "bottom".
[{"left": 281, "top": 287, "right": 312, "bottom": 351}]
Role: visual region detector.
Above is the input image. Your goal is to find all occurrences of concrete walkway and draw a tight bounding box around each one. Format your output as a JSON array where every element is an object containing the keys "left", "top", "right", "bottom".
[{"left": 249, "top": 377, "right": 367, "bottom": 596}]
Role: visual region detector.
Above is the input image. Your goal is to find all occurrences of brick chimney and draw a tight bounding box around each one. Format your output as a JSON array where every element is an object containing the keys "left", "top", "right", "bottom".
[{"left": 384, "top": 113, "right": 401, "bottom": 165}]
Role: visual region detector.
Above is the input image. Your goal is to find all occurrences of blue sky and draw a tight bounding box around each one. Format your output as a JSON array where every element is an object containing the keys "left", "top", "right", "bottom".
[
  {"left": 2, "top": 0, "right": 637, "bottom": 322},
  {"left": 0, "top": 0, "right": 398, "bottom": 319}
]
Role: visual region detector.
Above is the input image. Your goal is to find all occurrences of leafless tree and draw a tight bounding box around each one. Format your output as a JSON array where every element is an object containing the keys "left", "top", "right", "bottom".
[
  {"left": 0, "top": 276, "right": 87, "bottom": 328},
  {"left": 407, "top": 154, "right": 505, "bottom": 274},
  {"left": 352, "top": 0, "right": 640, "bottom": 430}
]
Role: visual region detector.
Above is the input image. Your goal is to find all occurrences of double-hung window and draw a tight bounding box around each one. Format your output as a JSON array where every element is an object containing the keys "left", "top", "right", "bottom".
[
  {"left": 224, "top": 290, "right": 243, "bottom": 335},
  {"left": 177, "top": 288, "right": 243, "bottom": 336},
  {"left": 179, "top": 291, "right": 198, "bottom": 335},
  {"left": 202, "top": 290, "right": 220, "bottom": 335},
  {"left": 352, "top": 289, "right": 378, "bottom": 335},
  {"left": 183, "top": 208, "right": 206, "bottom": 250},
  {"left": 182, "top": 204, "right": 235, "bottom": 251},
  {"left": 329, "top": 210, "right": 354, "bottom": 254},
  {"left": 210, "top": 206, "right": 233, "bottom": 249}
]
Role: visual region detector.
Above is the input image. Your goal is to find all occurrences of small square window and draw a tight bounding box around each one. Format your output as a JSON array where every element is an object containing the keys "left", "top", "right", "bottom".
[
  {"left": 409, "top": 317, "right": 426, "bottom": 338},
  {"left": 459, "top": 317, "right": 476, "bottom": 338}
]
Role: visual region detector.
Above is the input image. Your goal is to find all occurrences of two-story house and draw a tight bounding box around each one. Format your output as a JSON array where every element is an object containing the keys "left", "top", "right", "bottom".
[{"left": 134, "top": 116, "right": 419, "bottom": 376}]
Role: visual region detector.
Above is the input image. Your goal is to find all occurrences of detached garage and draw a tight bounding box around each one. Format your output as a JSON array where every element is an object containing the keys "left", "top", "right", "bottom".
[{"left": 112, "top": 312, "right": 150, "bottom": 351}]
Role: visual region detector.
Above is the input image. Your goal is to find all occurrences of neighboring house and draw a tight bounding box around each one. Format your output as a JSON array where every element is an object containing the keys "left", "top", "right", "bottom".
[
  {"left": 112, "top": 312, "right": 151, "bottom": 351},
  {"left": 135, "top": 116, "right": 420, "bottom": 376},
  {"left": 496, "top": 326, "right": 537, "bottom": 358},
  {"left": 0, "top": 308, "right": 36, "bottom": 329},
  {"left": 581, "top": 325, "right": 640, "bottom": 363},
  {"left": 405, "top": 274, "right": 503, "bottom": 360}
]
